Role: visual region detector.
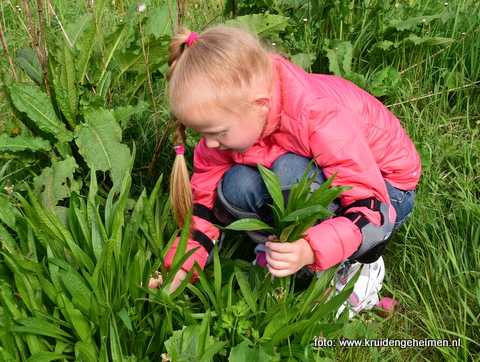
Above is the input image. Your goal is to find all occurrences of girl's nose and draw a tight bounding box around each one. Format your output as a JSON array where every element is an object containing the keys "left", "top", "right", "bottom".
[{"left": 204, "top": 136, "right": 220, "bottom": 149}]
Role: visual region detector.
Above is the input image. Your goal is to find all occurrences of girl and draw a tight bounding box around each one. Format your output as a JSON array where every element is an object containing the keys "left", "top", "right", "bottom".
[{"left": 149, "top": 26, "right": 420, "bottom": 315}]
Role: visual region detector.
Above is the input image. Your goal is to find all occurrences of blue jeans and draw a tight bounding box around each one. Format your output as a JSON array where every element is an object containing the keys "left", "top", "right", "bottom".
[{"left": 220, "top": 153, "right": 416, "bottom": 233}]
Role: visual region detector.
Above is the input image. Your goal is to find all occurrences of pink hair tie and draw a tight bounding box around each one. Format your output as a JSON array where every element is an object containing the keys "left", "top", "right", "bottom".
[
  {"left": 174, "top": 144, "right": 185, "bottom": 155},
  {"left": 185, "top": 31, "right": 197, "bottom": 47}
]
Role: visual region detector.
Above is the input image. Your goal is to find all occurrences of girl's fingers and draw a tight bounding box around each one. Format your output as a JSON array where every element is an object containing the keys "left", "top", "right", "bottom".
[
  {"left": 148, "top": 275, "right": 163, "bottom": 288},
  {"left": 265, "top": 241, "right": 292, "bottom": 253}
]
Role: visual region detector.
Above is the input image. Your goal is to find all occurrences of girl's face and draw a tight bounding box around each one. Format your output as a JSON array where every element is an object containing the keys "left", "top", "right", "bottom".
[
  {"left": 182, "top": 104, "right": 268, "bottom": 153},
  {"left": 179, "top": 80, "right": 271, "bottom": 153},
  {"left": 176, "top": 75, "right": 272, "bottom": 153}
]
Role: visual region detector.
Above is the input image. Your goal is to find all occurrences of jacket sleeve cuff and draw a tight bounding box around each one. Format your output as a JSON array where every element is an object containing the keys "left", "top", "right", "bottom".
[
  {"left": 305, "top": 217, "right": 363, "bottom": 271},
  {"left": 164, "top": 237, "right": 208, "bottom": 282},
  {"left": 163, "top": 216, "right": 219, "bottom": 283}
]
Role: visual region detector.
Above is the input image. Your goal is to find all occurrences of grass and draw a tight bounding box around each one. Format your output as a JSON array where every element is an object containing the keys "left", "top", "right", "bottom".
[{"left": 0, "top": 0, "right": 479, "bottom": 361}]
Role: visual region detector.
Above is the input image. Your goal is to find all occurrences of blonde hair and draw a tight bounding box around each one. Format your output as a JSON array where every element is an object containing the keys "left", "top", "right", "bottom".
[{"left": 168, "top": 26, "right": 273, "bottom": 229}]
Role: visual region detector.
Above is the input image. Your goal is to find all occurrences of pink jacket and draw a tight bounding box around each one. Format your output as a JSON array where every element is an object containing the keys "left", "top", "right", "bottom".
[{"left": 165, "top": 55, "right": 421, "bottom": 278}]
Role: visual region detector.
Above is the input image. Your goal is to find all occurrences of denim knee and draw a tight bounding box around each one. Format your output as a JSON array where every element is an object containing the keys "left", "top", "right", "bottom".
[
  {"left": 221, "top": 164, "right": 271, "bottom": 212},
  {"left": 271, "top": 153, "right": 328, "bottom": 186}
]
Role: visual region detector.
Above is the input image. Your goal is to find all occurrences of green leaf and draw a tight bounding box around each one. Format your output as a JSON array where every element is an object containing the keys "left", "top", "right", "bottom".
[
  {"left": 421, "top": 37, "right": 456, "bottom": 46},
  {"left": 388, "top": 15, "right": 441, "bottom": 32},
  {"left": 368, "top": 66, "right": 400, "bottom": 97},
  {"left": 100, "top": 23, "right": 128, "bottom": 83},
  {"left": 200, "top": 341, "right": 228, "bottom": 362},
  {"left": 0, "top": 135, "right": 51, "bottom": 153},
  {"left": 219, "top": 218, "right": 276, "bottom": 233},
  {"left": 0, "top": 200, "right": 22, "bottom": 232},
  {"left": 2, "top": 253, "right": 40, "bottom": 314},
  {"left": 278, "top": 223, "right": 300, "bottom": 243},
  {"left": 26, "top": 351, "right": 70, "bottom": 362},
  {"left": 281, "top": 205, "right": 330, "bottom": 223},
  {"left": 75, "top": 107, "right": 131, "bottom": 183},
  {"left": 296, "top": 266, "right": 337, "bottom": 319},
  {"left": 147, "top": 3, "right": 175, "bottom": 37},
  {"left": 14, "top": 48, "right": 42, "bottom": 85},
  {"left": 305, "top": 182, "right": 350, "bottom": 210},
  {"left": 164, "top": 325, "right": 201, "bottom": 361},
  {"left": 213, "top": 244, "right": 223, "bottom": 311},
  {"left": 109, "top": 319, "right": 123, "bottom": 361},
  {"left": 345, "top": 71, "right": 366, "bottom": 89},
  {"left": 0, "top": 284, "right": 23, "bottom": 320},
  {"left": 116, "top": 308, "right": 133, "bottom": 332},
  {"left": 235, "top": 267, "right": 258, "bottom": 313},
  {"left": 59, "top": 270, "right": 93, "bottom": 315},
  {"left": 270, "top": 320, "right": 310, "bottom": 345},
  {"left": 257, "top": 164, "right": 284, "bottom": 216},
  {"left": 97, "top": 71, "right": 112, "bottom": 102},
  {"left": 10, "top": 317, "right": 72, "bottom": 342},
  {"left": 26, "top": 352, "right": 71, "bottom": 362},
  {"left": 59, "top": 294, "right": 91, "bottom": 342},
  {"left": 75, "top": 341, "right": 98, "bottom": 362},
  {"left": 112, "top": 101, "right": 149, "bottom": 128},
  {"left": 290, "top": 52, "right": 316, "bottom": 71},
  {"left": 228, "top": 340, "right": 280, "bottom": 362},
  {"left": 53, "top": 41, "right": 79, "bottom": 129},
  {"left": 323, "top": 40, "right": 353, "bottom": 78},
  {"left": 66, "top": 14, "right": 92, "bottom": 47},
  {"left": 263, "top": 312, "right": 289, "bottom": 339},
  {"left": 75, "top": 0, "right": 109, "bottom": 85},
  {"left": 8, "top": 83, "right": 69, "bottom": 138},
  {"left": 224, "top": 14, "right": 289, "bottom": 41},
  {"left": 33, "top": 156, "right": 80, "bottom": 214},
  {"left": 112, "top": 35, "right": 170, "bottom": 75}
]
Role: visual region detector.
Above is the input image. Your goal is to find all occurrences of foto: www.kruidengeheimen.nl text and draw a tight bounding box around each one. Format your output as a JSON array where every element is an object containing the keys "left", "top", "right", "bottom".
[{"left": 314, "top": 337, "right": 461, "bottom": 349}]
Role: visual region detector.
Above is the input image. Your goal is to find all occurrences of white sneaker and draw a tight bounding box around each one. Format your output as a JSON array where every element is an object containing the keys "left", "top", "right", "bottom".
[{"left": 334, "top": 257, "right": 385, "bottom": 318}]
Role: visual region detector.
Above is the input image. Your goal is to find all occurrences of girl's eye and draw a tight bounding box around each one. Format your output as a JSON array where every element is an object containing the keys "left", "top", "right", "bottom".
[{"left": 213, "top": 132, "right": 226, "bottom": 139}]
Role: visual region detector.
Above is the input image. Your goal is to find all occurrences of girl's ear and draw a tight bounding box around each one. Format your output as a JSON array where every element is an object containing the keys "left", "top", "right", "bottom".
[{"left": 254, "top": 96, "right": 271, "bottom": 115}]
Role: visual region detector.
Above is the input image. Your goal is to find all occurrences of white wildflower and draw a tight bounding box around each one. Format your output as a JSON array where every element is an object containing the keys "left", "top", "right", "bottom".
[{"left": 161, "top": 353, "right": 172, "bottom": 362}]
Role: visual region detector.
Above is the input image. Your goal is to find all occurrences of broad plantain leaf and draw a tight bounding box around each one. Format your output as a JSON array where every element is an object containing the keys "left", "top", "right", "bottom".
[
  {"left": 228, "top": 339, "right": 280, "bottom": 362},
  {"left": 224, "top": 14, "right": 289, "bottom": 41},
  {"left": 65, "top": 14, "right": 92, "bottom": 47},
  {"left": 147, "top": 2, "right": 176, "bottom": 37},
  {"left": 290, "top": 52, "right": 316, "bottom": 71},
  {"left": 75, "top": 107, "right": 131, "bottom": 183},
  {"left": 33, "top": 156, "right": 80, "bottom": 213},
  {"left": 368, "top": 66, "right": 401, "bottom": 97},
  {"left": 8, "top": 83, "right": 69, "bottom": 138},
  {"left": 75, "top": 0, "right": 108, "bottom": 85},
  {"left": 323, "top": 39, "right": 353, "bottom": 78},
  {"left": 14, "top": 47, "right": 42, "bottom": 85},
  {"left": 388, "top": 15, "right": 441, "bottom": 32},
  {"left": 113, "top": 101, "right": 149, "bottom": 128},
  {"left": 53, "top": 41, "right": 79, "bottom": 129},
  {"left": 112, "top": 35, "right": 170, "bottom": 74},
  {"left": 0, "top": 135, "right": 51, "bottom": 153}
]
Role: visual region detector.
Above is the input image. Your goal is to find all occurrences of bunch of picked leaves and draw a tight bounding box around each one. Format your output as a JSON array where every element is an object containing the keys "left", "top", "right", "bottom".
[{"left": 221, "top": 160, "right": 351, "bottom": 243}]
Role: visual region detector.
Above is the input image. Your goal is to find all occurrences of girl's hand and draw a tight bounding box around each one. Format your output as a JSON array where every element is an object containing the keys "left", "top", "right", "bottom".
[
  {"left": 148, "top": 269, "right": 188, "bottom": 294},
  {"left": 265, "top": 236, "right": 316, "bottom": 277}
]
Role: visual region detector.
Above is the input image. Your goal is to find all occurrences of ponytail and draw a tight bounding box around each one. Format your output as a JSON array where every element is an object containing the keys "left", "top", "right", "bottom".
[
  {"left": 166, "top": 28, "right": 192, "bottom": 82},
  {"left": 168, "top": 29, "right": 196, "bottom": 232},
  {"left": 170, "top": 118, "right": 193, "bottom": 231}
]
